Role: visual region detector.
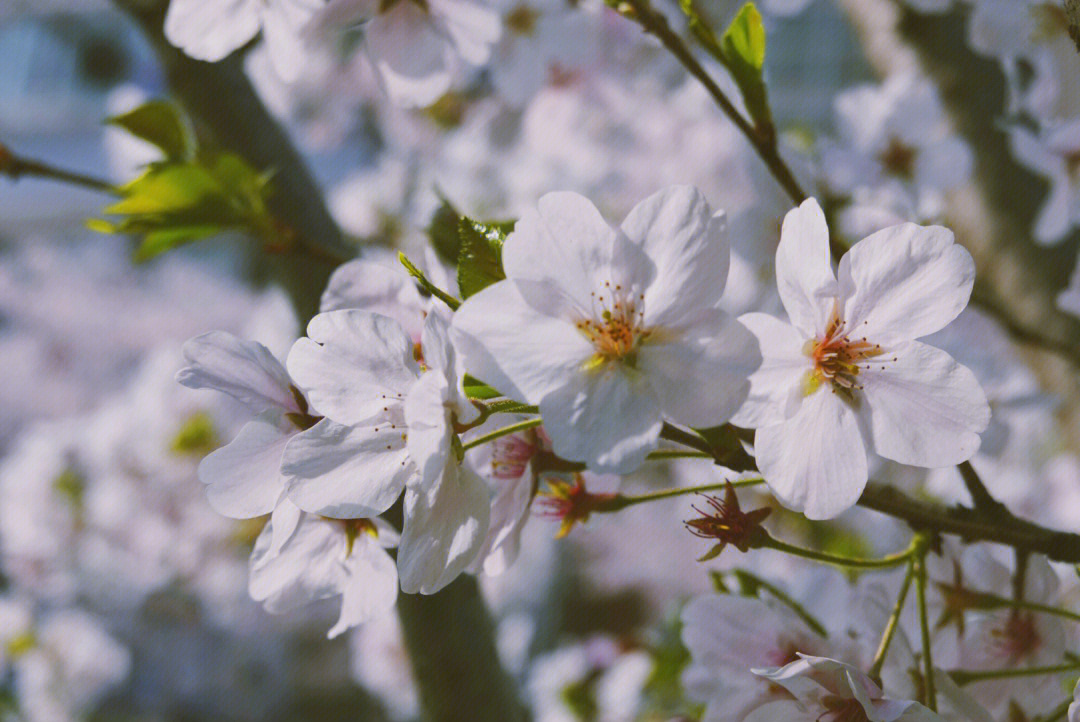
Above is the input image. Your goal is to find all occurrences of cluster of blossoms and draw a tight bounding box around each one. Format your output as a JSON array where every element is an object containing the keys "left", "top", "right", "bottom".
[
  {"left": 6, "top": 0, "right": 1080, "bottom": 719},
  {"left": 178, "top": 179, "right": 1001, "bottom": 722}
]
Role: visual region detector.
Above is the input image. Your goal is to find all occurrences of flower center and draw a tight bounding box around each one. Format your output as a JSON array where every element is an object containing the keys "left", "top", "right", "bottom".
[
  {"left": 577, "top": 282, "right": 648, "bottom": 367},
  {"left": 990, "top": 612, "right": 1041, "bottom": 663},
  {"left": 805, "top": 309, "right": 891, "bottom": 395},
  {"left": 505, "top": 4, "right": 539, "bottom": 35},
  {"left": 878, "top": 136, "right": 917, "bottom": 180}
]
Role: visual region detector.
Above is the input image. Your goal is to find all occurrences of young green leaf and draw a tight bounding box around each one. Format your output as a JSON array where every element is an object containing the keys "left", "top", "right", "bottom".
[
  {"left": 427, "top": 197, "right": 463, "bottom": 265},
  {"left": 106, "top": 100, "right": 196, "bottom": 162},
  {"left": 720, "top": 2, "right": 774, "bottom": 137},
  {"left": 457, "top": 218, "right": 513, "bottom": 299}
]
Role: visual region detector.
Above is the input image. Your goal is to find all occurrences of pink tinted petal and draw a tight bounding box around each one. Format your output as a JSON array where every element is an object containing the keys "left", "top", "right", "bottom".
[
  {"left": 198, "top": 414, "right": 292, "bottom": 518},
  {"left": 756, "top": 389, "right": 868, "bottom": 520},
  {"left": 283, "top": 418, "right": 413, "bottom": 517},
  {"left": 860, "top": 341, "right": 989, "bottom": 468},
  {"left": 838, "top": 223, "right": 974, "bottom": 344},
  {"left": 775, "top": 198, "right": 838, "bottom": 337},
  {"left": 538, "top": 364, "right": 662, "bottom": 474},
  {"left": 177, "top": 331, "right": 298, "bottom": 414},
  {"left": 730, "top": 312, "right": 812, "bottom": 429},
  {"left": 620, "top": 185, "right": 730, "bottom": 324}
]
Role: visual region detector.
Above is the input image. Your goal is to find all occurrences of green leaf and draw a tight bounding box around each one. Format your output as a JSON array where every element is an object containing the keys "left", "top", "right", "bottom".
[
  {"left": 399, "top": 252, "right": 461, "bottom": 310},
  {"left": 722, "top": 2, "right": 765, "bottom": 71},
  {"left": 427, "top": 198, "right": 462, "bottom": 265},
  {"left": 106, "top": 164, "right": 224, "bottom": 216},
  {"left": 90, "top": 149, "right": 275, "bottom": 262},
  {"left": 719, "top": 2, "right": 774, "bottom": 135},
  {"left": 134, "top": 224, "right": 224, "bottom": 262},
  {"left": 106, "top": 100, "right": 196, "bottom": 162},
  {"left": 457, "top": 218, "right": 512, "bottom": 299}
]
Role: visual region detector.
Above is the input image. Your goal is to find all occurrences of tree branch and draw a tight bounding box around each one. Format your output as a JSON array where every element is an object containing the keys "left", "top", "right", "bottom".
[{"left": 0, "top": 143, "right": 115, "bottom": 194}]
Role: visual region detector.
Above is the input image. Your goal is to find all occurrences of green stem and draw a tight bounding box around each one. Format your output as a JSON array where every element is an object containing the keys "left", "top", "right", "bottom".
[
  {"left": 462, "top": 418, "right": 543, "bottom": 450},
  {"left": 914, "top": 548, "right": 937, "bottom": 711},
  {"left": 399, "top": 252, "right": 461, "bottom": 310},
  {"left": 600, "top": 477, "right": 766, "bottom": 511},
  {"left": 947, "top": 661, "right": 1080, "bottom": 686},
  {"left": 480, "top": 399, "right": 540, "bottom": 416},
  {"left": 761, "top": 535, "right": 918, "bottom": 570},
  {"left": 868, "top": 561, "right": 916, "bottom": 681},
  {"left": 644, "top": 449, "right": 714, "bottom": 460}
]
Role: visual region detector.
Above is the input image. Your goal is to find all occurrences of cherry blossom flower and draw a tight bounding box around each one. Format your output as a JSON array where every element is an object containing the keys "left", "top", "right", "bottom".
[
  {"left": 732, "top": 198, "right": 990, "bottom": 519},
  {"left": 283, "top": 308, "right": 488, "bottom": 594},
  {"left": 681, "top": 593, "right": 834, "bottom": 721},
  {"left": 823, "top": 73, "right": 971, "bottom": 193},
  {"left": 953, "top": 554, "right": 1069, "bottom": 716},
  {"left": 747, "top": 654, "right": 944, "bottom": 722},
  {"left": 1010, "top": 120, "right": 1080, "bottom": 244},
  {"left": 1069, "top": 678, "right": 1079, "bottom": 722},
  {"left": 452, "top": 185, "right": 761, "bottom": 473},
  {"left": 306, "top": 0, "right": 500, "bottom": 107},
  {"left": 176, "top": 332, "right": 317, "bottom": 523},
  {"left": 249, "top": 512, "right": 398, "bottom": 638},
  {"left": 488, "top": 0, "right": 597, "bottom": 107},
  {"left": 164, "top": 0, "right": 324, "bottom": 82},
  {"left": 466, "top": 420, "right": 544, "bottom": 576}
]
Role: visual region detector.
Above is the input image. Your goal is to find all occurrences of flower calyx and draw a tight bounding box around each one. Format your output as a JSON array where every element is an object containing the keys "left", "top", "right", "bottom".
[{"left": 684, "top": 482, "right": 771, "bottom": 561}]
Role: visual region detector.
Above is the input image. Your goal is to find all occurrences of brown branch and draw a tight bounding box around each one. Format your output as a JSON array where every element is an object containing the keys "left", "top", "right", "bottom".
[{"left": 0, "top": 142, "right": 115, "bottom": 194}]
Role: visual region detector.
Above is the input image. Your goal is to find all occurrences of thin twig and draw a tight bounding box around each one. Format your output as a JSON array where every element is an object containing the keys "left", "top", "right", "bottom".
[{"left": 0, "top": 143, "right": 115, "bottom": 194}]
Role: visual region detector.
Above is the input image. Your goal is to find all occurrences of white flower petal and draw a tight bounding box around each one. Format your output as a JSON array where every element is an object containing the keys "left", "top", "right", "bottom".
[
  {"left": 451, "top": 280, "right": 593, "bottom": 402},
  {"left": 268, "top": 496, "right": 302, "bottom": 556},
  {"left": 319, "top": 260, "right": 425, "bottom": 340},
  {"left": 428, "top": 0, "right": 501, "bottom": 65},
  {"left": 838, "top": 223, "right": 974, "bottom": 344},
  {"left": 327, "top": 540, "right": 398, "bottom": 638},
  {"left": 198, "top": 414, "right": 292, "bottom": 519},
  {"left": 730, "top": 312, "right": 811, "bottom": 428},
  {"left": 637, "top": 309, "right": 759, "bottom": 428},
  {"left": 164, "top": 0, "right": 260, "bottom": 63},
  {"left": 366, "top": 5, "right": 453, "bottom": 108},
  {"left": 249, "top": 515, "right": 344, "bottom": 612},
  {"left": 621, "top": 185, "right": 730, "bottom": 325},
  {"left": 860, "top": 340, "right": 989, "bottom": 468},
  {"left": 421, "top": 307, "right": 478, "bottom": 424},
  {"left": 398, "top": 462, "right": 489, "bottom": 594},
  {"left": 539, "top": 364, "right": 662, "bottom": 474},
  {"left": 283, "top": 418, "right": 413, "bottom": 517},
  {"left": 469, "top": 466, "right": 533, "bottom": 576},
  {"left": 260, "top": 0, "right": 320, "bottom": 82},
  {"left": 776, "top": 198, "right": 838, "bottom": 337},
  {"left": 287, "top": 310, "right": 418, "bottom": 425},
  {"left": 502, "top": 191, "right": 647, "bottom": 311},
  {"left": 177, "top": 331, "right": 298, "bottom": 414},
  {"left": 756, "top": 389, "right": 868, "bottom": 519},
  {"left": 404, "top": 371, "right": 453, "bottom": 493}
]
